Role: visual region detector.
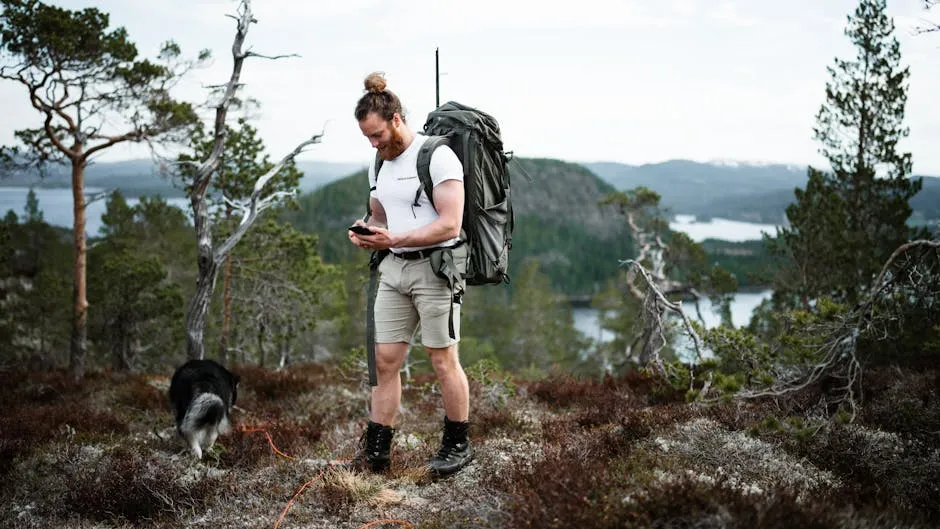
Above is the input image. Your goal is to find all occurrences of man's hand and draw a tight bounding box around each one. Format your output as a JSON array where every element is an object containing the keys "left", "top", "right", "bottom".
[{"left": 348, "top": 220, "right": 396, "bottom": 251}]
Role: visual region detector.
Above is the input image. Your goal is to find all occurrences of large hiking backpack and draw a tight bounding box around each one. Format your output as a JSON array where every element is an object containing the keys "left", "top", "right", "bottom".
[{"left": 374, "top": 100, "right": 514, "bottom": 286}]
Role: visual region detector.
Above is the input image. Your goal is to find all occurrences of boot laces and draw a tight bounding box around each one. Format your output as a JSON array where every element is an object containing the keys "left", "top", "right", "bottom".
[
  {"left": 437, "top": 429, "right": 465, "bottom": 458},
  {"left": 362, "top": 425, "right": 393, "bottom": 456}
]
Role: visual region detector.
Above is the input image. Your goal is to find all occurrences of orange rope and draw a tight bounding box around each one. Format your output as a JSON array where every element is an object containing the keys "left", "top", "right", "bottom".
[
  {"left": 240, "top": 424, "right": 294, "bottom": 460},
  {"left": 240, "top": 423, "right": 413, "bottom": 529},
  {"left": 273, "top": 469, "right": 328, "bottom": 529}
]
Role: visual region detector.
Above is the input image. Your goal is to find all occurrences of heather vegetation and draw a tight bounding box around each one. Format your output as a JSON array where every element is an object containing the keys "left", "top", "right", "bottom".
[
  {"left": 1, "top": 362, "right": 938, "bottom": 528},
  {"left": 1, "top": 0, "right": 940, "bottom": 528}
]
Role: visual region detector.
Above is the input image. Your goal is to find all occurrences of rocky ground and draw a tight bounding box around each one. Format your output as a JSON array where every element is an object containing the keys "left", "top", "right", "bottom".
[{"left": 1, "top": 361, "right": 938, "bottom": 528}]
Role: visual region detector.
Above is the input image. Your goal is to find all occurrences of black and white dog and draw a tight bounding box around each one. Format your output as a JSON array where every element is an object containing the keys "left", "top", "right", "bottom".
[{"left": 168, "top": 359, "right": 240, "bottom": 459}]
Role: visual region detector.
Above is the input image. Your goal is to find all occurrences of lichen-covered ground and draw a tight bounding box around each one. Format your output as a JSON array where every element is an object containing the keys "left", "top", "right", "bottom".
[{"left": 1, "top": 362, "right": 938, "bottom": 528}]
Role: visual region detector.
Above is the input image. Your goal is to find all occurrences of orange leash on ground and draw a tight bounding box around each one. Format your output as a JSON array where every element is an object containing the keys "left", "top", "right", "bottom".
[
  {"left": 240, "top": 425, "right": 295, "bottom": 460},
  {"left": 273, "top": 470, "right": 328, "bottom": 529},
  {"left": 240, "top": 424, "right": 413, "bottom": 529}
]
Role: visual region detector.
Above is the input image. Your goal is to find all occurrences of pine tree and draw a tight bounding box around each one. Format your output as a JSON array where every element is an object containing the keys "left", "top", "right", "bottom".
[
  {"left": 773, "top": 0, "right": 922, "bottom": 306},
  {"left": 23, "top": 188, "right": 42, "bottom": 223},
  {"left": 0, "top": 1, "right": 201, "bottom": 380},
  {"left": 224, "top": 217, "right": 339, "bottom": 368},
  {"left": 89, "top": 192, "right": 185, "bottom": 371}
]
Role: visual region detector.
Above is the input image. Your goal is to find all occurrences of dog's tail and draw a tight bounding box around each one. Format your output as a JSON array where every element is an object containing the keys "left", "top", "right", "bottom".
[
  {"left": 180, "top": 392, "right": 230, "bottom": 458},
  {"left": 182, "top": 392, "right": 231, "bottom": 434}
]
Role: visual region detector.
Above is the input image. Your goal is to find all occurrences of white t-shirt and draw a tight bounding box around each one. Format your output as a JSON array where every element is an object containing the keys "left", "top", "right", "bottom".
[{"left": 368, "top": 134, "right": 463, "bottom": 253}]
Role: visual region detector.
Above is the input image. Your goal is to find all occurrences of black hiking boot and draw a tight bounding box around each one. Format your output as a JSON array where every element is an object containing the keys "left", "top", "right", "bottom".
[
  {"left": 347, "top": 421, "right": 396, "bottom": 473},
  {"left": 428, "top": 417, "right": 474, "bottom": 477}
]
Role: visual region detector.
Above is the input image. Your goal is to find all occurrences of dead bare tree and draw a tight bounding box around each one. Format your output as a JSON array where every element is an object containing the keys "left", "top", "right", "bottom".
[
  {"left": 602, "top": 188, "right": 718, "bottom": 370},
  {"left": 621, "top": 260, "right": 706, "bottom": 369},
  {"left": 734, "top": 239, "right": 940, "bottom": 421},
  {"left": 179, "top": 0, "right": 323, "bottom": 360}
]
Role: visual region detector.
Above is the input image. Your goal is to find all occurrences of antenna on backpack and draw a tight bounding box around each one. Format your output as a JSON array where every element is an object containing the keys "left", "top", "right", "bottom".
[{"left": 435, "top": 47, "right": 440, "bottom": 108}]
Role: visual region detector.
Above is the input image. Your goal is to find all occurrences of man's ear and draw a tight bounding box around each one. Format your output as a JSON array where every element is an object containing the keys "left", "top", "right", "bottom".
[{"left": 392, "top": 113, "right": 403, "bottom": 127}]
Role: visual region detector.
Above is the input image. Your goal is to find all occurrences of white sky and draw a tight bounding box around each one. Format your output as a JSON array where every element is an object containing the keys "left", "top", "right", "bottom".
[{"left": 2, "top": 0, "right": 940, "bottom": 174}]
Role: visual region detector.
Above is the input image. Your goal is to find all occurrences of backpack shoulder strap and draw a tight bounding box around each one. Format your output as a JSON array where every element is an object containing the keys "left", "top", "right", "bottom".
[
  {"left": 415, "top": 135, "right": 449, "bottom": 210},
  {"left": 374, "top": 151, "right": 384, "bottom": 178},
  {"left": 365, "top": 152, "right": 383, "bottom": 222}
]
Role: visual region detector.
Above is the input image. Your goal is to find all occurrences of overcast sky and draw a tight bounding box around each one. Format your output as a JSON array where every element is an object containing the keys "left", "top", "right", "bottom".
[{"left": 2, "top": 0, "right": 939, "bottom": 174}]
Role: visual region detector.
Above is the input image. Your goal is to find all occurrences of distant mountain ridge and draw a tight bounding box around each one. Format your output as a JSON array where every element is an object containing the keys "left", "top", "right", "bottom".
[
  {"left": 583, "top": 159, "right": 940, "bottom": 225},
  {"left": 4, "top": 157, "right": 937, "bottom": 225},
  {"left": 0, "top": 159, "right": 363, "bottom": 197}
]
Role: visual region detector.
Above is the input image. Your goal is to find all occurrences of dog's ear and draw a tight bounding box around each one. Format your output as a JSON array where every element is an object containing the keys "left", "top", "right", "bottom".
[{"left": 232, "top": 373, "right": 241, "bottom": 386}]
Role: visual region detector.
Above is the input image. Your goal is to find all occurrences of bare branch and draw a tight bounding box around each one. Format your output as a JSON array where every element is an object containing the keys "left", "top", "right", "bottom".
[
  {"left": 214, "top": 130, "right": 324, "bottom": 260},
  {"left": 911, "top": 0, "right": 940, "bottom": 34},
  {"left": 620, "top": 259, "right": 706, "bottom": 366},
  {"left": 736, "top": 326, "right": 862, "bottom": 420},
  {"left": 191, "top": 0, "right": 257, "bottom": 196},
  {"left": 85, "top": 188, "right": 115, "bottom": 206},
  {"left": 870, "top": 239, "right": 940, "bottom": 298},
  {"left": 243, "top": 51, "right": 300, "bottom": 61},
  {"left": 83, "top": 130, "right": 145, "bottom": 159},
  {"left": 250, "top": 131, "right": 323, "bottom": 198}
]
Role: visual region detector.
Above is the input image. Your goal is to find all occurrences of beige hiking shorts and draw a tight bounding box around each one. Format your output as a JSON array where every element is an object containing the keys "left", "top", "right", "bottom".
[{"left": 374, "top": 253, "right": 461, "bottom": 348}]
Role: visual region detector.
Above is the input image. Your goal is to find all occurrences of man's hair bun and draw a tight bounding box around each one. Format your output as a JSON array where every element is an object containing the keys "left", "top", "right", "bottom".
[{"left": 364, "top": 72, "right": 387, "bottom": 93}]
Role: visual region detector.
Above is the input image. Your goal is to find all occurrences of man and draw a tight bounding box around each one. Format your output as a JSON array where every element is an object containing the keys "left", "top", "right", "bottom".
[{"left": 347, "top": 72, "right": 473, "bottom": 477}]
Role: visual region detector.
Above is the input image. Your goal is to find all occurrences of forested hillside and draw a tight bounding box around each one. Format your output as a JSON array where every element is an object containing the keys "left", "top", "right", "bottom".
[{"left": 281, "top": 157, "right": 636, "bottom": 297}]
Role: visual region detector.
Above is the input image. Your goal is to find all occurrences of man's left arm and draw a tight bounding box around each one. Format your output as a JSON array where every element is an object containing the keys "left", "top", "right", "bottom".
[
  {"left": 358, "top": 146, "right": 464, "bottom": 250},
  {"left": 362, "top": 180, "right": 463, "bottom": 249}
]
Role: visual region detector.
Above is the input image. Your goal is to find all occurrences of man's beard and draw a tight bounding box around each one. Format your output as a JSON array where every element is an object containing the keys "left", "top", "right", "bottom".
[{"left": 378, "top": 125, "right": 407, "bottom": 161}]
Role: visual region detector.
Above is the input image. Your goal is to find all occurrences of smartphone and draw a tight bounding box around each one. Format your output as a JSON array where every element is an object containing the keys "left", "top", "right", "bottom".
[{"left": 348, "top": 225, "right": 376, "bottom": 236}]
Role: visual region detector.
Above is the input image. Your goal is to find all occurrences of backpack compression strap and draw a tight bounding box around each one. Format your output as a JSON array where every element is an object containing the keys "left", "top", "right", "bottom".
[
  {"left": 366, "top": 152, "right": 386, "bottom": 387},
  {"left": 366, "top": 248, "right": 389, "bottom": 387}
]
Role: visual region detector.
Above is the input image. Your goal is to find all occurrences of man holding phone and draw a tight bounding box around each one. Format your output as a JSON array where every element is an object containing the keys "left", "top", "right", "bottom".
[{"left": 346, "top": 71, "right": 473, "bottom": 478}]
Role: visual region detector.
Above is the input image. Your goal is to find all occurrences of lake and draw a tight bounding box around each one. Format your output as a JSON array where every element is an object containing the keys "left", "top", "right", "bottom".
[
  {"left": 669, "top": 214, "right": 779, "bottom": 242},
  {"left": 0, "top": 186, "right": 190, "bottom": 235},
  {"left": 569, "top": 214, "right": 779, "bottom": 343},
  {"left": 572, "top": 289, "right": 773, "bottom": 346}
]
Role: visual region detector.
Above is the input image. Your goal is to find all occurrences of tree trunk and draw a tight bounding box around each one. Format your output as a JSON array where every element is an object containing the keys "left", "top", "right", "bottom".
[
  {"left": 218, "top": 253, "right": 233, "bottom": 365},
  {"left": 218, "top": 204, "right": 234, "bottom": 365},
  {"left": 278, "top": 322, "right": 291, "bottom": 369},
  {"left": 112, "top": 332, "right": 130, "bottom": 372},
  {"left": 185, "top": 196, "right": 218, "bottom": 360},
  {"left": 257, "top": 320, "right": 266, "bottom": 368},
  {"left": 69, "top": 158, "right": 88, "bottom": 382},
  {"left": 130, "top": 327, "right": 142, "bottom": 373}
]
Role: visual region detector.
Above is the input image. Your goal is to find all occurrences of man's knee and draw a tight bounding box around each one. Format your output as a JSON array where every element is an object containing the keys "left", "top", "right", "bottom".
[
  {"left": 375, "top": 342, "right": 408, "bottom": 375},
  {"left": 428, "top": 345, "right": 461, "bottom": 374}
]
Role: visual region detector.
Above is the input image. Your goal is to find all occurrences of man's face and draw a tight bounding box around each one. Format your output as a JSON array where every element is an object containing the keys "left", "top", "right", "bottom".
[{"left": 359, "top": 112, "right": 406, "bottom": 161}]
